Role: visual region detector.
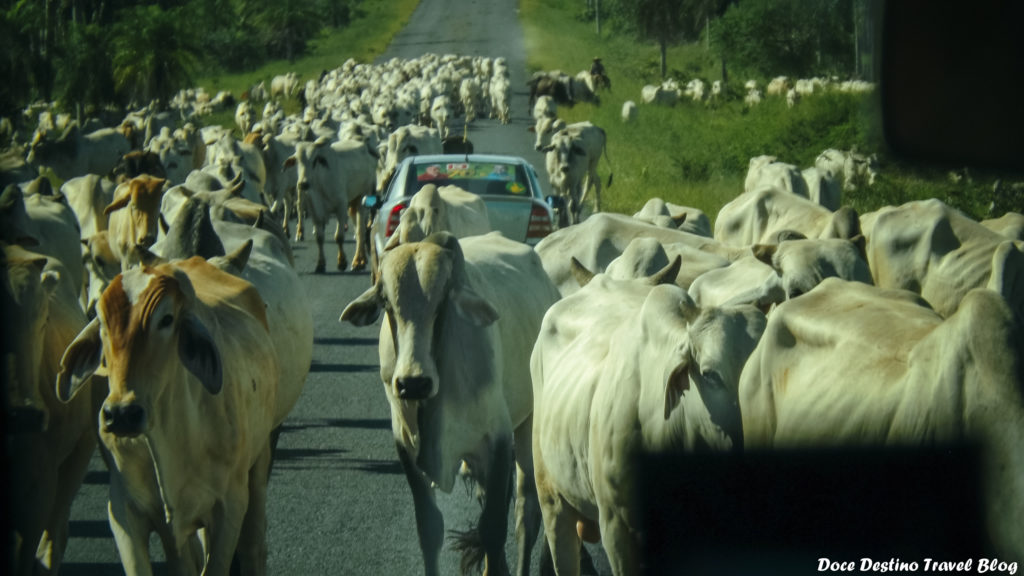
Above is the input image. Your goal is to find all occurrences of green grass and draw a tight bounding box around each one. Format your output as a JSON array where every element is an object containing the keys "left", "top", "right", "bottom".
[{"left": 520, "top": 0, "right": 1022, "bottom": 221}]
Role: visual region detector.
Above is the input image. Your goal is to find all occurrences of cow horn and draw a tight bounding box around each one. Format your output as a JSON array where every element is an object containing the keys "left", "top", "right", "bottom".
[
  {"left": 570, "top": 257, "right": 595, "bottom": 287},
  {"left": 222, "top": 239, "right": 253, "bottom": 275}
]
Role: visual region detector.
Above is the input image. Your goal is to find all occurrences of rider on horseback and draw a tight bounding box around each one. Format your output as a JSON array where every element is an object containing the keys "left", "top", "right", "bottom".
[{"left": 590, "top": 57, "right": 610, "bottom": 91}]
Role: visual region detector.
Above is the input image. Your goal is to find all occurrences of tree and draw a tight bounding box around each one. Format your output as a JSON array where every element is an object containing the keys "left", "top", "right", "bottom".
[
  {"left": 608, "top": 0, "right": 728, "bottom": 78},
  {"left": 111, "top": 4, "right": 199, "bottom": 108},
  {"left": 714, "top": 0, "right": 855, "bottom": 79},
  {"left": 55, "top": 22, "right": 117, "bottom": 116}
]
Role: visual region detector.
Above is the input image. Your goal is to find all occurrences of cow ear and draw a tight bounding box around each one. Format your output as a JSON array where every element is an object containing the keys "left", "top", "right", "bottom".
[
  {"left": 649, "top": 255, "right": 682, "bottom": 286},
  {"left": 570, "top": 257, "right": 595, "bottom": 287},
  {"left": 672, "top": 212, "right": 688, "bottom": 226},
  {"left": 540, "top": 145, "right": 554, "bottom": 153},
  {"left": 57, "top": 318, "right": 102, "bottom": 403},
  {"left": 340, "top": 284, "right": 382, "bottom": 327},
  {"left": 103, "top": 185, "right": 132, "bottom": 215},
  {"left": 451, "top": 287, "right": 499, "bottom": 327},
  {"left": 752, "top": 244, "right": 777, "bottom": 267},
  {"left": 283, "top": 156, "right": 297, "bottom": 170},
  {"left": 664, "top": 347, "right": 692, "bottom": 420},
  {"left": 178, "top": 313, "right": 223, "bottom": 395},
  {"left": 159, "top": 213, "right": 170, "bottom": 235}
]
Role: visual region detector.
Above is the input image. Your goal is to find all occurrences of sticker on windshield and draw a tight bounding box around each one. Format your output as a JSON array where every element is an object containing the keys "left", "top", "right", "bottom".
[
  {"left": 506, "top": 181, "right": 526, "bottom": 194},
  {"left": 415, "top": 162, "right": 516, "bottom": 182}
]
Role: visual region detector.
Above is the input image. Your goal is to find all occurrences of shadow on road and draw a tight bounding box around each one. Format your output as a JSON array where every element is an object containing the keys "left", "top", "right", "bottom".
[
  {"left": 308, "top": 363, "right": 377, "bottom": 373},
  {"left": 313, "top": 337, "right": 378, "bottom": 346},
  {"left": 282, "top": 418, "right": 391, "bottom": 432}
]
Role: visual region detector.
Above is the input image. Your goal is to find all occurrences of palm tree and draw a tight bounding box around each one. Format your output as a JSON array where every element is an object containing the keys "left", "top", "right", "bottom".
[{"left": 112, "top": 4, "right": 199, "bottom": 108}]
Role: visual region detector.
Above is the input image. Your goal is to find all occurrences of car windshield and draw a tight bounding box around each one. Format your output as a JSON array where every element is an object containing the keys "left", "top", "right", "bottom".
[{"left": 406, "top": 161, "right": 531, "bottom": 198}]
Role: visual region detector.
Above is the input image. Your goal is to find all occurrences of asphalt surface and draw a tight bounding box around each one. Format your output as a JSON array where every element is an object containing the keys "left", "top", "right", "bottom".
[{"left": 60, "top": 0, "right": 610, "bottom": 574}]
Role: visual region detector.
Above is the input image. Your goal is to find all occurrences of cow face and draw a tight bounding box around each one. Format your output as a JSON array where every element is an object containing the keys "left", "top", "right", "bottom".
[
  {"left": 341, "top": 234, "right": 498, "bottom": 402},
  {"left": 2, "top": 247, "right": 58, "bottom": 433},
  {"left": 104, "top": 175, "right": 168, "bottom": 251},
  {"left": 58, "top": 265, "right": 223, "bottom": 438},
  {"left": 81, "top": 232, "right": 120, "bottom": 318},
  {"left": 284, "top": 139, "right": 330, "bottom": 195}
]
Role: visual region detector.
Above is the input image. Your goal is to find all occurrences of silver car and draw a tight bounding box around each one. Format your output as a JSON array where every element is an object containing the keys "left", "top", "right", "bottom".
[{"left": 364, "top": 153, "right": 561, "bottom": 270}]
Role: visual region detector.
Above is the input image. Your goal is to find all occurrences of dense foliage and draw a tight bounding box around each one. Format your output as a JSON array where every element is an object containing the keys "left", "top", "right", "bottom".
[{"left": 0, "top": 0, "right": 358, "bottom": 115}]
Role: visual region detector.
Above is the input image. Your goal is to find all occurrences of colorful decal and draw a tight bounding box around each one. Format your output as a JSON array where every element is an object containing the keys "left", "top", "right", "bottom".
[{"left": 415, "top": 162, "right": 517, "bottom": 182}]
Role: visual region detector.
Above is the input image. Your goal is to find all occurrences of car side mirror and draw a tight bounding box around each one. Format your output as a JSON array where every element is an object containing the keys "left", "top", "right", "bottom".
[
  {"left": 545, "top": 195, "right": 565, "bottom": 210},
  {"left": 362, "top": 195, "right": 380, "bottom": 209}
]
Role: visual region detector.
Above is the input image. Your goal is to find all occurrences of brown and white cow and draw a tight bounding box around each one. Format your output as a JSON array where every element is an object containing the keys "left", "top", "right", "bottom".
[
  {"left": 57, "top": 256, "right": 278, "bottom": 576},
  {"left": 104, "top": 175, "right": 168, "bottom": 271}
]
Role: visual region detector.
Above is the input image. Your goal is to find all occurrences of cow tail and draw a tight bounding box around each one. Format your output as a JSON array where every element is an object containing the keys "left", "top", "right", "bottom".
[
  {"left": 601, "top": 129, "right": 614, "bottom": 189},
  {"left": 448, "top": 526, "right": 486, "bottom": 576}
]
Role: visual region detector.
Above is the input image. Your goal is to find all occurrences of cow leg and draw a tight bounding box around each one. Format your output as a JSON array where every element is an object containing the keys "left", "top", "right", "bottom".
[
  {"left": 203, "top": 491, "right": 248, "bottom": 576},
  {"left": 313, "top": 218, "right": 327, "bottom": 274},
  {"left": 397, "top": 444, "right": 444, "bottom": 576},
  {"left": 349, "top": 199, "right": 367, "bottom": 271},
  {"left": 107, "top": 473, "right": 155, "bottom": 576},
  {"left": 478, "top": 435, "right": 513, "bottom": 576},
  {"left": 334, "top": 219, "right": 348, "bottom": 271},
  {"left": 590, "top": 170, "right": 601, "bottom": 213},
  {"left": 39, "top": 425, "right": 96, "bottom": 573},
  {"left": 598, "top": 509, "right": 637, "bottom": 576},
  {"left": 534, "top": 453, "right": 581, "bottom": 576},
  {"left": 513, "top": 418, "right": 541, "bottom": 576},
  {"left": 236, "top": 442, "right": 272, "bottom": 576},
  {"left": 294, "top": 189, "right": 304, "bottom": 242}
]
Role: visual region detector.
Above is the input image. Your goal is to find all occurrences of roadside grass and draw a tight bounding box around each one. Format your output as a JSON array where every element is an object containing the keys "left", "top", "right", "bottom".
[{"left": 520, "top": 0, "right": 1022, "bottom": 221}]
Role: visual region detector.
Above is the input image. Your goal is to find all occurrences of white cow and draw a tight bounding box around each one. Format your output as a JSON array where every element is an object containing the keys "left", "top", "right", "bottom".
[
  {"left": 861, "top": 198, "right": 1024, "bottom": 318},
  {"left": 284, "top": 137, "right": 377, "bottom": 273},
  {"left": 631, "top": 197, "right": 712, "bottom": 237},
  {"left": 536, "top": 213, "right": 748, "bottom": 297},
  {"left": 620, "top": 100, "right": 638, "bottom": 123},
  {"left": 541, "top": 122, "right": 611, "bottom": 226},
  {"left": 714, "top": 187, "right": 861, "bottom": 246},
  {"left": 744, "top": 155, "right": 809, "bottom": 198},
  {"left": 26, "top": 124, "right": 131, "bottom": 182},
  {"left": 532, "top": 266, "right": 767, "bottom": 575},
  {"left": 341, "top": 232, "right": 561, "bottom": 576},
  {"left": 380, "top": 124, "right": 443, "bottom": 192},
  {"left": 740, "top": 278, "right": 1024, "bottom": 561},
  {"left": 384, "top": 184, "right": 491, "bottom": 249}
]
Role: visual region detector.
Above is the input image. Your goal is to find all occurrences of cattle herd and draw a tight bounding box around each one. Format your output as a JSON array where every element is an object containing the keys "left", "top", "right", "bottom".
[{"left": 2, "top": 49, "right": 1024, "bottom": 576}]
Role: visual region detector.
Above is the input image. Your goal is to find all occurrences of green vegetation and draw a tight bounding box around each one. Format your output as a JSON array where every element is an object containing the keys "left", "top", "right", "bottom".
[
  {"left": 521, "top": 0, "right": 1021, "bottom": 221},
  {"left": 0, "top": 0, "right": 418, "bottom": 118}
]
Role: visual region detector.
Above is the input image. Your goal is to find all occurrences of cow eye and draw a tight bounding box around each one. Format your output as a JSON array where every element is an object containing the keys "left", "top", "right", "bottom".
[
  {"left": 314, "top": 156, "right": 328, "bottom": 168},
  {"left": 95, "top": 257, "right": 106, "bottom": 268},
  {"left": 158, "top": 313, "right": 174, "bottom": 329}
]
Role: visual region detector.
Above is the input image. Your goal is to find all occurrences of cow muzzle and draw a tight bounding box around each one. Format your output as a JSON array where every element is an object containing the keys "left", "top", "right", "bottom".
[
  {"left": 102, "top": 402, "right": 146, "bottom": 437},
  {"left": 395, "top": 376, "right": 433, "bottom": 401}
]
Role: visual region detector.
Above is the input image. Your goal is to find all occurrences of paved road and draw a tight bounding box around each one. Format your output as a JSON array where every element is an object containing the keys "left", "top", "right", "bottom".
[{"left": 61, "top": 0, "right": 609, "bottom": 574}]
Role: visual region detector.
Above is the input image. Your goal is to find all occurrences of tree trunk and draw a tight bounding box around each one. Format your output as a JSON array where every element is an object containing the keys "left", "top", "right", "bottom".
[
  {"left": 596, "top": 0, "right": 601, "bottom": 34},
  {"left": 721, "top": 54, "right": 728, "bottom": 84},
  {"left": 660, "top": 38, "right": 667, "bottom": 78}
]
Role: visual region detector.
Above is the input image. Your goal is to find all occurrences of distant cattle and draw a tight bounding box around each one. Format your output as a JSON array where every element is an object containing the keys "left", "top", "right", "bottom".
[
  {"left": 26, "top": 123, "right": 131, "bottom": 182},
  {"left": 341, "top": 232, "right": 561, "bottom": 576},
  {"left": 57, "top": 256, "right": 279, "bottom": 576},
  {"left": 740, "top": 278, "right": 1024, "bottom": 561}
]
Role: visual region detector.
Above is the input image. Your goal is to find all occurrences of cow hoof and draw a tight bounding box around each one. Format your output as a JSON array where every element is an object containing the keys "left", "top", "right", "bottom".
[
  {"left": 314, "top": 262, "right": 325, "bottom": 274},
  {"left": 351, "top": 260, "right": 367, "bottom": 272},
  {"left": 337, "top": 261, "right": 347, "bottom": 272}
]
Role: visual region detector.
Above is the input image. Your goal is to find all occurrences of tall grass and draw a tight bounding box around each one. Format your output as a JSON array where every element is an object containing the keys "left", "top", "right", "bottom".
[{"left": 520, "top": 0, "right": 1021, "bottom": 221}]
